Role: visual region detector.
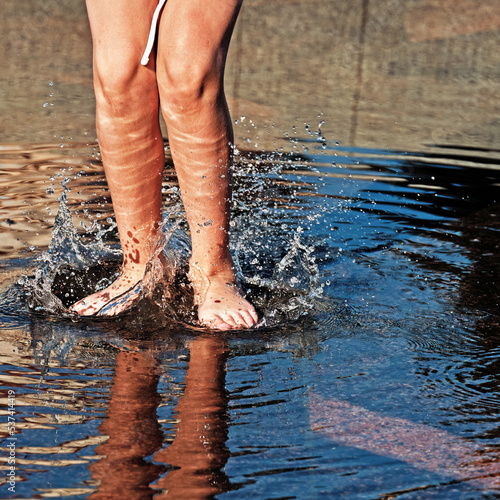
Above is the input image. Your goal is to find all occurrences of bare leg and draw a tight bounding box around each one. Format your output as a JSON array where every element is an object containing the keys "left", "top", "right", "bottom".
[
  {"left": 72, "top": 0, "right": 258, "bottom": 328},
  {"left": 71, "top": 0, "right": 164, "bottom": 316},
  {"left": 157, "top": 0, "right": 258, "bottom": 329}
]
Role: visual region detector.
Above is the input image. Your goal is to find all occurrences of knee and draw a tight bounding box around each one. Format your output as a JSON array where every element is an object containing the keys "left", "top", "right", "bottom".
[
  {"left": 93, "top": 51, "right": 157, "bottom": 117},
  {"left": 157, "top": 52, "right": 225, "bottom": 120}
]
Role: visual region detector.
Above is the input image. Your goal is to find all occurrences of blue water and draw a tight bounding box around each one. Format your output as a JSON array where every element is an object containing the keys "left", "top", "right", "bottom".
[{"left": 1, "top": 138, "right": 500, "bottom": 498}]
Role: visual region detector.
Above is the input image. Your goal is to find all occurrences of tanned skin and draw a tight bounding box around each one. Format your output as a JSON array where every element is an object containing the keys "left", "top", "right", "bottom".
[{"left": 71, "top": 0, "right": 258, "bottom": 330}]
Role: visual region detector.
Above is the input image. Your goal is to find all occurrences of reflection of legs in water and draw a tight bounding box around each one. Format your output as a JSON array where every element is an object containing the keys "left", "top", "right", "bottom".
[
  {"left": 88, "top": 336, "right": 231, "bottom": 499},
  {"left": 88, "top": 350, "right": 164, "bottom": 499},
  {"left": 71, "top": 0, "right": 258, "bottom": 329},
  {"left": 154, "top": 335, "right": 231, "bottom": 497}
]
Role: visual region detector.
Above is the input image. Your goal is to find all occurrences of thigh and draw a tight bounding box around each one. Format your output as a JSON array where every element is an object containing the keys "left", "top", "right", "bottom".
[
  {"left": 86, "top": 0, "right": 159, "bottom": 73},
  {"left": 156, "top": 0, "right": 242, "bottom": 81}
]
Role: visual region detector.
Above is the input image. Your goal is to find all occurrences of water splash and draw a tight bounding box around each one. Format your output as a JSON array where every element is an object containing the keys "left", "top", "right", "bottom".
[
  {"left": 246, "top": 234, "right": 323, "bottom": 326},
  {"left": 21, "top": 173, "right": 327, "bottom": 328},
  {"left": 22, "top": 181, "right": 121, "bottom": 315}
]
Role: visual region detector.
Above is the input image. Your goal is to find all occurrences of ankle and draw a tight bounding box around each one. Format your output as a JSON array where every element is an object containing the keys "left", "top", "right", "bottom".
[{"left": 189, "top": 255, "right": 236, "bottom": 280}]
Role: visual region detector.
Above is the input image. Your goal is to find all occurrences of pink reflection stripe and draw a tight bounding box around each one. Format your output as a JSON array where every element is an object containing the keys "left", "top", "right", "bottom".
[{"left": 310, "top": 394, "right": 500, "bottom": 488}]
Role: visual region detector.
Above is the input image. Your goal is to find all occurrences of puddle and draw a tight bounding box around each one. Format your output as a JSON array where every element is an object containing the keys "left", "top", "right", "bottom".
[
  {"left": 2, "top": 138, "right": 500, "bottom": 499},
  {"left": 2, "top": 1, "right": 500, "bottom": 498}
]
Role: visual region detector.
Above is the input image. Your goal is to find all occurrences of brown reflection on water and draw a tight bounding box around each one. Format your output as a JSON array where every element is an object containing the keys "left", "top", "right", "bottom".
[
  {"left": 154, "top": 336, "right": 230, "bottom": 498},
  {"left": 89, "top": 335, "right": 230, "bottom": 500},
  {"left": 0, "top": 143, "right": 319, "bottom": 260},
  {"left": 0, "top": 143, "right": 181, "bottom": 258},
  {"left": 0, "top": 321, "right": 232, "bottom": 497},
  {"left": 0, "top": 143, "right": 103, "bottom": 256}
]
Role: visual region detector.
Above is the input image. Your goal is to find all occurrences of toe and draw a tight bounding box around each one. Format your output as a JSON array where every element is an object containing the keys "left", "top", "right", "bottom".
[
  {"left": 228, "top": 312, "right": 252, "bottom": 329},
  {"left": 204, "top": 314, "right": 234, "bottom": 331},
  {"left": 215, "top": 322, "right": 234, "bottom": 331},
  {"left": 216, "top": 314, "right": 240, "bottom": 330},
  {"left": 238, "top": 310, "right": 259, "bottom": 328}
]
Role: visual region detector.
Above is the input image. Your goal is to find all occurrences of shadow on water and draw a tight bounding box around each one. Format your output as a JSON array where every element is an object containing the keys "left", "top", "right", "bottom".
[{"left": 2, "top": 138, "right": 500, "bottom": 498}]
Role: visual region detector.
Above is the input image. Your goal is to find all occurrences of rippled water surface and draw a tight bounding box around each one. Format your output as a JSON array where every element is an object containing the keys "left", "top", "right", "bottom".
[
  {"left": 3, "top": 1, "right": 500, "bottom": 499},
  {"left": 2, "top": 139, "right": 500, "bottom": 499}
]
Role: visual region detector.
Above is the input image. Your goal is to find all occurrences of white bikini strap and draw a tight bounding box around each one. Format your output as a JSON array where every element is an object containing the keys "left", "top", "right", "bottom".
[{"left": 141, "top": 0, "right": 167, "bottom": 66}]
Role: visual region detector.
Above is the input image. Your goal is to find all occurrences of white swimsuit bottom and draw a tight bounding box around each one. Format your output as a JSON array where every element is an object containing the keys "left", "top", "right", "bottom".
[{"left": 141, "top": 0, "right": 167, "bottom": 65}]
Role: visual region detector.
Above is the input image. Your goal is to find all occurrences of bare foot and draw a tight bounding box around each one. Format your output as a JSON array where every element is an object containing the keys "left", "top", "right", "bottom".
[
  {"left": 70, "top": 268, "right": 144, "bottom": 317},
  {"left": 188, "top": 264, "right": 259, "bottom": 330}
]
